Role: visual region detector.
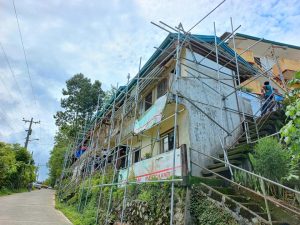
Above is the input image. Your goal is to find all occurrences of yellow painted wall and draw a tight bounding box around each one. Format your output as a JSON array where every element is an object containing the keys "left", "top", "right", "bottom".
[
  {"left": 272, "top": 58, "right": 300, "bottom": 79},
  {"left": 236, "top": 48, "right": 255, "bottom": 64},
  {"left": 240, "top": 77, "right": 286, "bottom": 95},
  {"left": 137, "top": 103, "right": 189, "bottom": 160}
]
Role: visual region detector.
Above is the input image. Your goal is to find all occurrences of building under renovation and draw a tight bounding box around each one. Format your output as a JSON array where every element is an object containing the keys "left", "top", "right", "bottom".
[{"left": 58, "top": 23, "right": 300, "bottom": 224}]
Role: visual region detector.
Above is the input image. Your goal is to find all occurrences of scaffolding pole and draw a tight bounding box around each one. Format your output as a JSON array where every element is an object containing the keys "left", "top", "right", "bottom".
[
  {"left": 120, "top": 57, "right": 142, "bottom": 224},
  {"left": 78, "top": 91, "right": 105, "bottom": 211},
  {"left": 169, "top": 23, "right": 182, "bottom": 225},
  {"left": 95, "top": 85, "right": 118, "bottom": 224},
  {"left": 214, "top": 22, "right": 233, "bottom": 176},
  {"left": 56, "top": 8, "right": 287, "bottom": 224},
  {"left": 104, "top": 76, "right": 130, "bottom": 225}
]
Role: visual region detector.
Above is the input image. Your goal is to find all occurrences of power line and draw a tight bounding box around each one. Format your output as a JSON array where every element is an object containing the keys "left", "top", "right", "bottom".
[
  {"left": 0, "top": 73, "right": 14, "bottom": 100},
  {"left": 11, "top": 0, "right": 37, "bottom": 106},
  {"left": 0, "top": 109, "right": 15, "bottom": 132},
  {"left": 0, "top": 42, "right": 25, "bottom": 101}
]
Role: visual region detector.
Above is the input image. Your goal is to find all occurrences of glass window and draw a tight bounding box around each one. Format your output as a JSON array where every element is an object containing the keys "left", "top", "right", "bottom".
[
  {"left": 163, "top": 136, "right": 169, "bottom": 152},
  {"left": 161, "top": 130, "right": 176, "bottom": 153},
  {"left": 144, "top": 91, "right": 153, "bottom": 111},
  {"left": 157, "top": 78, "right": 168, "bottom": 98},
  {"left": 133, "top": 148, "right": 141, "bottom": 163},
  {"left": 118, "top": 148, "right": 127, "bottom": 169}
]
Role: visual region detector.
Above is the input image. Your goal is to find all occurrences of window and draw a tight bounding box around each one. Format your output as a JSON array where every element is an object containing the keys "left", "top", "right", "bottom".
[
  {"left": 160, "top": 129, "right": 176, "bottom": 153},
  {"left": 117, "top": 147, "right": 127, "bottom": 169},
  {"left": 157, "top": 78, "right": 168, "bottom": 98},
  {"left": 144, "top": 91, "right": 153, "bottom": 111},
  {"left": 133, "top": 148, "right": 141, "bottom": 163},
  {"left": 254, "top": 57, "right": 261, "bottom": 67}
]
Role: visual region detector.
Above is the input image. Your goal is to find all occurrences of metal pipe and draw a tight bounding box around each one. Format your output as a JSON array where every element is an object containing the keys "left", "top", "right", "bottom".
[
  {"left": 214, "top": 22, "right": 233, "bottom": 177},
  {"left": 180, "top": 93, "right": 231, "bottom": 135},
  {"left": 104, "top": 77, "right": 130, "bottom": 225},
  {"left": 170, "top": 26, "right": 181, "bottom": 225},
  {"left": 95, "top": 85, "right": 118, "bottom": 225},
  {"left": 191, "top": 160, "right": 300, "bottom": 217},
  {"left": 219, "top": 37, "right": 264, "bottom": 71},
  {"left": 92, "top": 178, "right": 183, "bottom": 188},
  {"left": 184, "top": 69, "right": 221, "bottom": 94},
  {"left": 190, "top": 147, "right": 300, "bottom": 195},
  {"left": 187, "top": 0, "right": 226, "bottom": 33},
  {"left": 198, "top": 24, "right": 242, "bottom": 65},
  {"left": 120, "top": 57, "right": 142, "bottom": 224}
]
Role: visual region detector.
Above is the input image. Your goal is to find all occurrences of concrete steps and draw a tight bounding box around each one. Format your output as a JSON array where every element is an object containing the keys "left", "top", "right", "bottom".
[
  {"left": 203, "top": 110, "right": 287, "bottom": 179},
  {"left": 197, "top": 110, "right": 295, "bottom": 224},
  {"left": 199, "top": 183, "right": 294, "bottom": 224},
  {"left": 199, "top": 183, "right": 272, "bottom": 224},
  {"left": 207, "top": 160, "right": 241, "bottom": 170}
]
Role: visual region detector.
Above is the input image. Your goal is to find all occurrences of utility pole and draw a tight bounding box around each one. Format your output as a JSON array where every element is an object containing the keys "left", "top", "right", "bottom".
[{"left": 23, "top": 117, "right": 40, "bottom": 149}]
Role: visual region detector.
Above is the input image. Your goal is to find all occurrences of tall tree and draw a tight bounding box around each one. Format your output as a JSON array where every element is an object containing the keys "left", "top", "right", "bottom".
[
  {"left": 49, "top": 73, "right": 105, "bottom": 186},
  {"left": 54, "top": 73, "right": 105, "bottom": 138},
  {"left": 47, "top": 129, "right": 69, "bottom": 187}
]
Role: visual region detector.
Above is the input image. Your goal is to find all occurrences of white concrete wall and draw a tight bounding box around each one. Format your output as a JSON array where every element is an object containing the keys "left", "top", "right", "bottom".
[{"left": 173, "top": 48, "right": 242, "bottom": 176}]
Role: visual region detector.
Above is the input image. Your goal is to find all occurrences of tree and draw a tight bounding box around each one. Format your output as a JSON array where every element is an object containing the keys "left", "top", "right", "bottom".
[
  {"left": 0, "top": 142, "right": 35, "bottom": 190},
  {"left": 49, "top": 74, "right": 106, "bottom": 186},
  {"left": 54, "top": 73, "right": 105, "bottom": 138},
  {"left": 0, "top": 142, "right": 16, "bottom": 187},
  {"left": 48, "top": 129, "right": 70, "bottom": 186}
]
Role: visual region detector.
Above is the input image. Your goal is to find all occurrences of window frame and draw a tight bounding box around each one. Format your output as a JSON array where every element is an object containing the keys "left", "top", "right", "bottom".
[
  {"left": 144, "top": 91, "right": 153, "bottom": 112},
  {"left": 160, "top": 128, "right": 179, "bottom": 154},
  {"left": 157, "top": 78, "right": 168, "bottom": 98},
  {"left": 133, "top": 147, "right": 141, "bottom": 163}
]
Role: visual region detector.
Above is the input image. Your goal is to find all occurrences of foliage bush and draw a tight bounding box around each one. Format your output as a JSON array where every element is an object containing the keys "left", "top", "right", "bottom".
[
  {"left": 279, "top": 72, "right": 300, "bottom": 203},
  {"left": 190, "top": 185, "right": 238, "bottom": 225},
  {"left": 249, "top": 137, "right": 290, "bottom": 182},
  {"left": 57, "top": 172, "right": 186, "bottom": 225},
  {"left": 233, "top": 170, "right": 260, "bottom": 192},
  {"left": 0, "top": 142, "right": 35, "bottom": 191},
  {"left": 280, "top": 72, "right": 300, "bottom": 182}
]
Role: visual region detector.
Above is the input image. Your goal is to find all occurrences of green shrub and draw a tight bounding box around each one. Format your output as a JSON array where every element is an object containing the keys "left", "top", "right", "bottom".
[
  {"left": 190, "top": 185, "right": 238, "bottom": 225},
  {"left": 249, "top": 137, "right": 290, "bottom": 182},
  {"left": 233, "top": 170, "right": 260, "bottom": 191},
  {"left": 57, "top": 174, "right": 186, "bottom": 225}
]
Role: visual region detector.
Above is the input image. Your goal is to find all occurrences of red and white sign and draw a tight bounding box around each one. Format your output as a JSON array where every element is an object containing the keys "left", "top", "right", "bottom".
[{"left": 118, "top": 148, "right": 181, "bottom": 183}]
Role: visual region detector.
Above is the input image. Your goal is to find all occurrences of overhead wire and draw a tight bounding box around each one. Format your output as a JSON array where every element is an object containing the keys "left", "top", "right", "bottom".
[
  {"left": 0, "top": 109, "right": 15, "bottom": 132},
  {"left": 11, "top": 0, "right": 37, "bottom": 106},
  {"left": 11, "top": 0, "right": 43, "bottom": 148},
  {"left": 0, "top": 42, "right": 25, "bottom": 102}
]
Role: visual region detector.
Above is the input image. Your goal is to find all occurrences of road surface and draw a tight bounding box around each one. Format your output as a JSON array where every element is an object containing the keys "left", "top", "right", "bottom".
[{"left": 0, "top": 189, "right": 72, "bottom": 225}]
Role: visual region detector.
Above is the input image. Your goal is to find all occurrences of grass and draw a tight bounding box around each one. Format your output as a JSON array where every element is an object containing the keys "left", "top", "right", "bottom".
[
  {"left": 0, "top": 188, "right": 28, "bottom": 196},
  {"left": 55, "top": 195, "right": 82, "bottom": 225}
]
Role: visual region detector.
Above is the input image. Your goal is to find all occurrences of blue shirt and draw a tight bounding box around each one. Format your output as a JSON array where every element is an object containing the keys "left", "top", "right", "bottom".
[{"left": 265, "top": 85, "right": 273, "bottom": 97}]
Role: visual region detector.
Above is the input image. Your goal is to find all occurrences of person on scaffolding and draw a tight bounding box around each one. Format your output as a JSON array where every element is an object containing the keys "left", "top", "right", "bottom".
[{"left": 261, "top": 81, "right": 274, "bottom": 115}]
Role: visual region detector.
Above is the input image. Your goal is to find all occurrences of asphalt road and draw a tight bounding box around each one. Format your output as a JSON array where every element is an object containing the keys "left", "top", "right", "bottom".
[{"left": 0, "top": 189, "right": 72, "bottom": 225}]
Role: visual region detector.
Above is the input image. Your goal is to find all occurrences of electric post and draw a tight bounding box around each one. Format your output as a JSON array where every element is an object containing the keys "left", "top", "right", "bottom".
[{"left": 23, "top": 117, "right": 40, "bottom": 149}]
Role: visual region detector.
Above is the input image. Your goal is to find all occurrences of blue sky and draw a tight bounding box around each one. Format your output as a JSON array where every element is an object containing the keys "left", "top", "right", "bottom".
[{"left": 0, "top": 0, "right": 299, "bottom": 181}]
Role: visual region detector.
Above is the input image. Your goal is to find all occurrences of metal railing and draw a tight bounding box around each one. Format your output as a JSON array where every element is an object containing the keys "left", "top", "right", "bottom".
[{"left": 191, "top": 147, "right": 300, "bottom": 224}]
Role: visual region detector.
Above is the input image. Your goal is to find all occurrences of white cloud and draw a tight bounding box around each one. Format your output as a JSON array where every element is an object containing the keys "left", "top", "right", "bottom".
[{"left": 0, "top": 0, "right": 299, "bottom": 180}]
